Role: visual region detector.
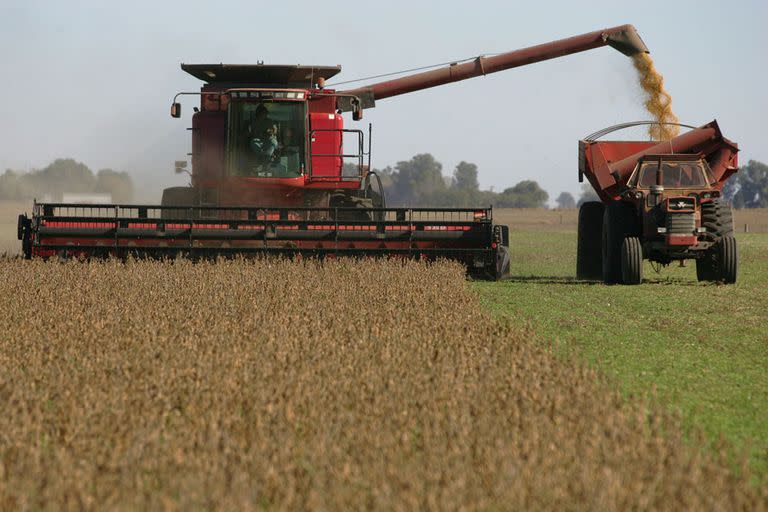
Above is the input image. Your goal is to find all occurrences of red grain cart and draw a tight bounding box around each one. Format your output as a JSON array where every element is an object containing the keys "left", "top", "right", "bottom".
[{"left": 577, "top": 121, "right": 739, "bottom": 284}]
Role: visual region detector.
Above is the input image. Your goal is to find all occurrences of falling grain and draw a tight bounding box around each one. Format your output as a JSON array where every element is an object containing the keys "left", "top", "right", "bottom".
[{"left": 632, "top": 53, "right": 680, "bottom": 141}]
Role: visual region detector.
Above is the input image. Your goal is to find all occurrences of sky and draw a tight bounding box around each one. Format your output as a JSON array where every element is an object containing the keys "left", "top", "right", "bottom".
[{"left": 0, "top": 0, "right": 766, "bottom": 203}]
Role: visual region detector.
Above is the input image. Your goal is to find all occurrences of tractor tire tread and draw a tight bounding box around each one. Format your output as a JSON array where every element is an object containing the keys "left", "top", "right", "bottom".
[
  {"left": 621, "top": 236, "right": 643, "bottom": 285},
  {"left": 717, "top": 235, "right": 738, "bottom": 284},
  {"left": 576, "top": 202, "right": 604, "bottom": 280}
]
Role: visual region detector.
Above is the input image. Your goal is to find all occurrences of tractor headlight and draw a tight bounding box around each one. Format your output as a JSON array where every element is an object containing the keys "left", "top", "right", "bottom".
[
  {"left": 701, "top": 192, "right": 712, "bottom": 199},
  {"left": 634, "top": 191, "right": 643, "bottom": 200}
]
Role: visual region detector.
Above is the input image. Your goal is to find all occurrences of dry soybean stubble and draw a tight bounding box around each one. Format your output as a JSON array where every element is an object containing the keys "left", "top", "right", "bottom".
[
  {"left": 0, "top": 257, "right": 764, "bottom": 510},
  {"left": 632, "top": 53, "right": 681, "bottom": 141}
]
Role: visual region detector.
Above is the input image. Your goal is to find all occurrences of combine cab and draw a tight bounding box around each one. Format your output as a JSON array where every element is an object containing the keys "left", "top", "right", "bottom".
[
  {"left": 577, "top": 121, "right": 739, "bottom": 284},
  {"left": 17, "top": 24, "right": 651, "bottom": 279}
]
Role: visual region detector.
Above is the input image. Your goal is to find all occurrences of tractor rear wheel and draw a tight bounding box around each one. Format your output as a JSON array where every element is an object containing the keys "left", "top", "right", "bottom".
[
  {"left": 576, "top": 201, "right": 604, "bottom": 280},
  {"left": 621, "top": 237, "right": 643, "bottom": 285},
  {"left": 696, "top": 254, "right": 717, "bottom": 282},
  {"left": 701, "top": 200, "right": 734, "bottom": 237},
  {"left": 715, "top": 235, "right": 738, "bottom": 284},
  {"left": 602, "top": 201, "right": 638, "bottom": 284},
  {"left": 698, "top": 201, "right": 736, "bottom": 283}
]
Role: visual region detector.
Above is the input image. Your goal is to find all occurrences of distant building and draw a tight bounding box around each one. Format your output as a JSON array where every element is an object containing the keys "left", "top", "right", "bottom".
[{"left": 60, "top": 193, "right": 112, "bottom": 204}]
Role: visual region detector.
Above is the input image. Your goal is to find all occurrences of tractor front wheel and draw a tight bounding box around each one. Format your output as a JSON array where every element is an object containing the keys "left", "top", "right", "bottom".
[
  {"left": 620, "top": 237, "right": 643, "bottom": 285},
  {"left": 716, "top": 235, "right": 738, "bottom": 284}
]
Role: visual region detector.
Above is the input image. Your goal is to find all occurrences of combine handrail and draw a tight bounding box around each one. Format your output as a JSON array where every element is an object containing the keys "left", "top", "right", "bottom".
[{"left": 582, "top": 121, "right": 698, "bottom": 141}]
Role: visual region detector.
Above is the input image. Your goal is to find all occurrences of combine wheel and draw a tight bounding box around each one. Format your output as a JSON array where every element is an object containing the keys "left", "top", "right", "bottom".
[
  {"left": 620, "top": 237, "right": 643, "bottom": 285},
  {"left": 495, "top": 245, "right": 511, "bottom": 280},
  {"left": 363, "top": 172, "right": 386, "bottom": 221},
  {"left": 576, "top": 201, "right": 604, "bottom": 280},
  {"left": 716, "top": 235, "right": 738, "bottom": 284},
  {"left": 602, "top": 201, "right": 637, "bottom": 284},
  {"left": 330, "top": 192, "right": 375, "bottom": 221}
]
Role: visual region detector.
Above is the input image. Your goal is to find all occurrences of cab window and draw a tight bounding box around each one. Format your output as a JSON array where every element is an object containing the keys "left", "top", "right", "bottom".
[
  {"left": 637, "top": 161, "right": 707, "bottom": 188},
  {"left": 227, "top": 101, "right": 306, "bottom": 177}
]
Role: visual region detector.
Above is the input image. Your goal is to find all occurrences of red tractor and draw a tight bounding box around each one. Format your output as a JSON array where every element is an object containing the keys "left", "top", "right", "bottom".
[
  {"left": 577, "top": 121, "right": 739, "bottom": 284},
  {"left": 18, "top": 25, "right": 649, "bottom": 279}
]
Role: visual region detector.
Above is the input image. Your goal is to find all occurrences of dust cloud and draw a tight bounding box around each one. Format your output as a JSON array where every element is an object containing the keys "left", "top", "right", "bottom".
[{"left": 632, "top": 53, "right": 680, "bottom": 141}]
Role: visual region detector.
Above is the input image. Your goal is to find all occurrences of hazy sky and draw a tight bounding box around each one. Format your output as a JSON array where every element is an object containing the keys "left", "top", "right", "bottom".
[{"left": 1, "top": 0, "right": 765, "bottom": 202}]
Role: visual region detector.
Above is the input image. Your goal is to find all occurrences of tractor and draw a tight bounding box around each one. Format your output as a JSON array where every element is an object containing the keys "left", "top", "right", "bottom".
[{"left": 577, "top": 121, "right": 739, "bottom": 284}]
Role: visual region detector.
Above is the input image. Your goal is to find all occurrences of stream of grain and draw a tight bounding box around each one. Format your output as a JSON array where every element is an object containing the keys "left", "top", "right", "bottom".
[{"left": 632, "top": 53, "right": 680, "bottom": 141}]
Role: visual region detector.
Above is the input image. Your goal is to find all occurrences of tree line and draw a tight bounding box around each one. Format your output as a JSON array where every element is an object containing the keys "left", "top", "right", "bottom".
[
  {"left": 722, "top": 160, "right": 768, "bottom": 208},
  {"left": 374, "top": 154, "right": 768, "bottom": 209},
  {"left": 375, "top": 154, "right": 555, "bottom": 208},
  {"left": 0, "top": 158, "right": 134, "bottom": 202},
  {"left": 2, "top": 155, "right": 765, "bottom": 209}
]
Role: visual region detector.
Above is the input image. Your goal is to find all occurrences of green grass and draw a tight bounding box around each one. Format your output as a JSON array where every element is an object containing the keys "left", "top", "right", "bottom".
[{"left": 475, "top": 230, "right": 768, "bottom": 481}]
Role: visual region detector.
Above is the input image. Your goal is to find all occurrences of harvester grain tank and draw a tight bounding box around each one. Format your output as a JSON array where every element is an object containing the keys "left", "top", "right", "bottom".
[
  {"left": 577, "top": 121, "right": 739, "bottom": 284},
  {"left": 18, "top": 25, "right": 649, "bottom": 279}
]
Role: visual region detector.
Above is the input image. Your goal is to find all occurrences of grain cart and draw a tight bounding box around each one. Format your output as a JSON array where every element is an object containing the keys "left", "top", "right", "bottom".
[
  {"left": 18, "top": 25, "right": 649, "bottom": 279},
  {"left": 577, "top": 121, "right": 739, "bottom": 285}
]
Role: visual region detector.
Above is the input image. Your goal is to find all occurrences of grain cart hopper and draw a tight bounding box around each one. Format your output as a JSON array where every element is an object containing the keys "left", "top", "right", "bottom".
[
  {"left": 577, "top": 121, "right": 739, "bottom": 284},
  {"left": 18, "top": 24, "right": 648, "bottom": 279}
]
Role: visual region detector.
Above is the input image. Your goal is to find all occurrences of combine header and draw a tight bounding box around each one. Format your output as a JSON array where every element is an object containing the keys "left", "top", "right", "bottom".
[
  {"left": 18, "top": 25, "right": 649, "bottom": 279},
  {"left": 577, "top": 121, "right": 739, "bottom": 284}
]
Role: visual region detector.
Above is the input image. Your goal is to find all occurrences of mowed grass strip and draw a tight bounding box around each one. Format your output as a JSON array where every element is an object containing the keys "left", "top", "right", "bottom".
[
  {"left": 0, "top": 258, "right": 765, "bottom": 510},
  {"left": 476, "top": 230, "right": 768, "bottom": 483}
]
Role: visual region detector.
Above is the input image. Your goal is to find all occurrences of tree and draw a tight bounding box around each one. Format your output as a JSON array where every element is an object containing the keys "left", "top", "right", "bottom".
[
  {"left": 0, "top": 169, "right": 23, "bottom": 199},
  {"left": 95, "top": 169, "right": 134, "bottom": 203},
  {"left": 32, "top": 158, "right": 95, "bottom": 195},
  {"left": 0, "top": 159, "right": 135, "bottom": 202},
  {"left": 452, "top": 161, "right": 479, "bottom": 191},
  {"left": 555, "top": 191, "right": 576, "bottom": 209},
  {"left": 445, "top": 161, "right": 483, "bottom": 207},
  {"left": 577, "top": 182, "right": 600, "bottom": 206},
  {"left": 496, "top": 180, "right": 549, "bottom": 208},
  {"left": 388, "top": 153, "right": 446, "bottom": 206},
  {"left": 726, "top": 160, "right": 768, "bottom": 208}
]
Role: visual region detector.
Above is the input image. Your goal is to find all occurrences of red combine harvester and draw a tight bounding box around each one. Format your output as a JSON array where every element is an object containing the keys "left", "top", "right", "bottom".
[
  {"left": 18, "top": 25, "right": 649, "bottom": 279},
  {"left": 577, "top": 121, "right": 739, "bottom": 284}
]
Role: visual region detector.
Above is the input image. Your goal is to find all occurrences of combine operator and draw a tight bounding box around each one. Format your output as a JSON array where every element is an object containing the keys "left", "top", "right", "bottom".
[{"left": 248, "top": 104, "right": 279, "bottom": 161}]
